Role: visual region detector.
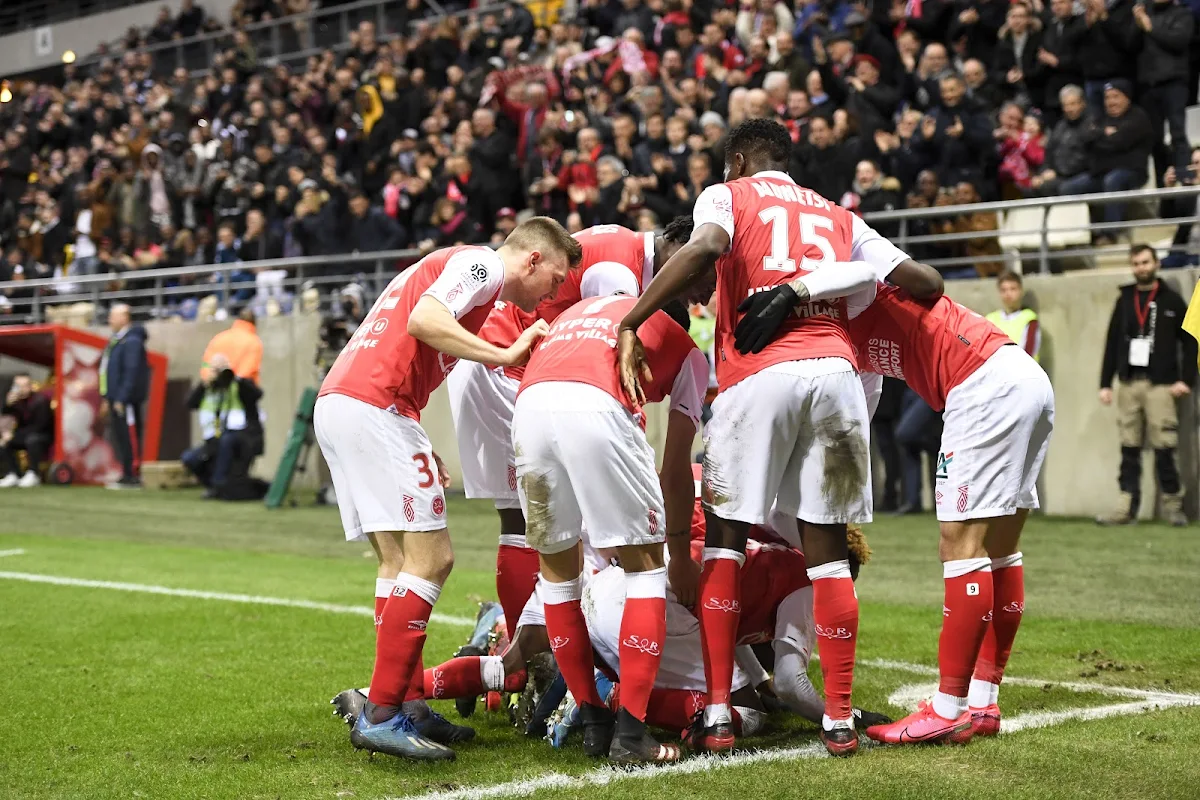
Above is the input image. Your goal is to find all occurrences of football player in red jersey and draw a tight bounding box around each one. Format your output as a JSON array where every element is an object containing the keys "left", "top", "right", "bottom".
[
  {"left": 447, "top": 219, "right": 694, "bottom": 647},
  {"left": 315, "top": 218, "right": 582, "bottom": 761},
  {"left": 737, "top": 283, "right": 1054, "bottom": 745},
  {"left": 511, "top": 295, "right": 707, "bottom": 764},
  {"left": 617, "top": 118, "right": 943, "bottom": 757}
]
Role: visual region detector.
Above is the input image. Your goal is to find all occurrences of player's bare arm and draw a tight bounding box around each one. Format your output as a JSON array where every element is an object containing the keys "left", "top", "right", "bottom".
[
  {"left": 408, "top": 296, "right": 550, "bottom": 367},
  {"left": 617, "top": 223, "right": 729, "bottom": 402},
  {"left": 661, "top": 409, "right": 701, "bottom": 607},
  {"left": 888, "top": 259, "right": 944, "bottom": 300}
]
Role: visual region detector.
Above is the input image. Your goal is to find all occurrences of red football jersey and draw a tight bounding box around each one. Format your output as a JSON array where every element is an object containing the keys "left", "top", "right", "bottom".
[
  {"left": 519, "top": 295, "right": 702, "bottom": 421},
  {"left": 319, "top": 245, "right": 503, "bottom": 420},
  {"left": 481, "top": 225, "right": 652, "bottom": 380},
  {"left": 850, "top": 284, "right": 1013, "bottom": 412},
  {"left": 693, "top": 171, "right": 859, "bottom": 392}
]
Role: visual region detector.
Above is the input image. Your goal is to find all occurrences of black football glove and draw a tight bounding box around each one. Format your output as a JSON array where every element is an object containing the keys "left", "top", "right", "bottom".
[{"left": 734, "top": 283, "right": 800, "bottom": 355}]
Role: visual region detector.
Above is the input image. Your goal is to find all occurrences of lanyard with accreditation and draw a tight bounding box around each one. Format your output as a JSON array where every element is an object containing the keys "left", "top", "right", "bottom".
[{"left": 1129, "top": 284, "right": 1158, "bottom": 368}]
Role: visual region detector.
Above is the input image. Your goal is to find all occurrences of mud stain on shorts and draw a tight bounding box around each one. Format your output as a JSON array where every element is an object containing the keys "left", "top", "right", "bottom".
[
  {"left": 701, "top": 448, "right": 734, "bottom": 510},
  {"left": 521, "top": 471, "right": 554, "bottom": 550},
  {"left": 817, "top": 415, "right": 868, "bottom": 514}
]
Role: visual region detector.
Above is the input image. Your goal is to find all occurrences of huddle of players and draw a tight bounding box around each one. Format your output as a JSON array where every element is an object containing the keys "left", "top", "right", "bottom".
[{"left": 314, "top": 117, "right": 1055, "bottom": 764}]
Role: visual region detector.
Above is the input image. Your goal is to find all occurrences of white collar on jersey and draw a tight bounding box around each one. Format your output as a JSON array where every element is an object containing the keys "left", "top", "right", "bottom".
[
  {"left": 751, "top": 170, "right": 796, "bottom": 184},
  {"left": 642, "top": 231, "right": 655, "bottom": 288}
]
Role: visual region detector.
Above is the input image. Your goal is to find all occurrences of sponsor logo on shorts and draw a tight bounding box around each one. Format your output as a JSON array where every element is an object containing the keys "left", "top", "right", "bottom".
[
  {"left": 621, "top": 635, "right": 662, "bottom": 656},
  {"left": 815, "top": 624, "right": 854, "bottom": 640},
  {"left": 935, "top": 490, "right": 944, "bottom": 505},
  {"left": 703, "top": 597, "right": 740, "bottom": 613},
  {"left": 957, "top": 484, "right": 969, "bottom": 514},
  {"left": 548, "top": 636, "right": 571, "bottom": 652},
  {"left": 648, "top": 509, "right": 659, "bottom": 535},
  {"left": 392, "top": 586, "right": 409, "bottom": 598},
  {"left": 507, "top": 465, "right": 517, "bottom": 492},
  {"left": 1003, "top": 601, "right": 1025, "bottom": 614},
  {"left": 431, "top": 496, "right": 445, "bottom": 517},
  {"left": 403, "top": 495, "right": 416, "bottom": 523},
  {"left": 935, "top": 452, "right": 954, "bottom": 481}
]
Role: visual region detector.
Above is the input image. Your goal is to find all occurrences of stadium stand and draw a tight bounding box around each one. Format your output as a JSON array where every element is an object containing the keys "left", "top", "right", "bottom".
[{"left": 0, "top": 0, "right": 1198, "bottom": 323}]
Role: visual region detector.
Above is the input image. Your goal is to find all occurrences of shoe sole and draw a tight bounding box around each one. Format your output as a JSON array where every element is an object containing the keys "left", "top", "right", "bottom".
[
  {"left": 971, "top": 716, "right": 1000, "bottom": 737},
  {"left": 821, "top": 733, "right": 859, "bottom": 757},
  {"left": 349, "top": 729, "right": 457, "bottom": 761}
]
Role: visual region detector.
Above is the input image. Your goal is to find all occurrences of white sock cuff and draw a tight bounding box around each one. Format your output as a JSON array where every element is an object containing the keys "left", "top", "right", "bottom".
[
  {"left": 943, "top": 557, "right": 992, "bottom": 579},
  {"left": 540, "top": 575, "right": 583, "bottom": 605},
  {"left": 498, "top": 534, "right": 529, "bottom": 549},
  {"left": 625, "top": 567, "right": 667, "bottom": 599},
  {"left": 702, "top": 547, "right": 746, "bottom": 567},
  {"left": 807, "top": 559, "right": 851, "bottom": 582},
  {"left": 991, "top": 552, "right": 1023, "bottom": 570},
  {"left": 375, "top": 578, "right": 397, "bottom": 599},
  {"left": 968, "top": 678, "right": 1000, "bottom": 708},
  {"left": 480, "top": 655, "right": 506, "bottom": 692},
  {"left": 822, "top": 713, "right": 854, "bottom": 731},
  {"left": 396, "top": 573, "right": 442, "bottom": 606}
]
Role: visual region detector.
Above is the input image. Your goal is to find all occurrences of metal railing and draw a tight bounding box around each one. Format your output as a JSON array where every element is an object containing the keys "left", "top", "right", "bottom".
[
  {"left": 0, "top": 0, "right": 139, "bottom": 37},
  {"left": 864, "top": 184, "right": 1200, "bottom": 275},
  {"left": 0, "top": 184, "right": 1197, "bottom": 325},
  {"left": 77, "top": 0, "right": 554, "bottom": 78}
]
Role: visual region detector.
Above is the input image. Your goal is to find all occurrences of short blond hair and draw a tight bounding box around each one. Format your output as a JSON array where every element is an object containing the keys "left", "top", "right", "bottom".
[{"left": 505, "top": 216, "right": 584, "bottom": 268}]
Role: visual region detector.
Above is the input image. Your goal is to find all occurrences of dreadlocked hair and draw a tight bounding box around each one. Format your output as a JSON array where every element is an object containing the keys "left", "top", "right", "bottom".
[
  {"left": 846, "top": 523, "right": 872, "bottom": 582},
  {"left": 662, "top": 215, "right": 694, "bottom": 244}
]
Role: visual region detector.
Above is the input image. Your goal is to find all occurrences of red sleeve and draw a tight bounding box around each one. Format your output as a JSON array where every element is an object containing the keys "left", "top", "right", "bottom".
[{"left": 1025, "top": 138, "right": 1046, "bottom": 167}]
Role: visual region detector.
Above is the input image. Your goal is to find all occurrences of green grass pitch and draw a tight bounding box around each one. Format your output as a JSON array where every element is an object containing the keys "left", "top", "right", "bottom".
[{"left": 1, "top": 487, "right": 1198, "bottom": 800}]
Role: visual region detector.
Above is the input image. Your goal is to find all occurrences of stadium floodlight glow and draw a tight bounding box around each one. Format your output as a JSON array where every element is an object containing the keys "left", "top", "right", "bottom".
[
  {"left": 62, "top": 50, "right": 77, "bottom": 64},
  {"left": 0, "top": 85, "right": 10, "bottom": 104}
]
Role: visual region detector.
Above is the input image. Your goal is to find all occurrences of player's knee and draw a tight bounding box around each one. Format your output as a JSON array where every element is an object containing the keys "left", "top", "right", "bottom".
[{"left": 938, "top": 521, "right": 988, "bottom": 561}]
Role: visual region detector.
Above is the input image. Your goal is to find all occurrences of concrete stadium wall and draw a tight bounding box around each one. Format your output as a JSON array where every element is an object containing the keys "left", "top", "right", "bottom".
[
  {"left": 60, "top": 266, "right": 1199, "bottom": 517},
  {"left": 0, "top": 0, "right": 239, "bottom": 77}
]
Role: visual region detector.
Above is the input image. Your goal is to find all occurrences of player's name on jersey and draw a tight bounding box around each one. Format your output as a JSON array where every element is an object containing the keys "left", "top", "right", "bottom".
[{"left": 750, "top": 180, "right": 833, "bottom": 210}]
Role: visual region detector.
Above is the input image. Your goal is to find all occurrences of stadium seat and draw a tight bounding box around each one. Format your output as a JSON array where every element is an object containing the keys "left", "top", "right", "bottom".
[
  {"left": 997, "top": 207, "right": 1045, "bottom": 251},
  {"left": 1045, "top": 203, "right": 1091, "bottom": 248}
]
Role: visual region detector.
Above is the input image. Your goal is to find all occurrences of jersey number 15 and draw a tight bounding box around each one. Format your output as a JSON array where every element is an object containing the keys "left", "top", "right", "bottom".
[{"left": 758, "top": 207, "right": 835, "bottom": 274}]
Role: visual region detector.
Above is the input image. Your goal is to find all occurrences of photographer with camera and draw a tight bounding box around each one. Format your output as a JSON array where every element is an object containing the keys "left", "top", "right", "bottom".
[{"left": 182, "top": 353, "right": 264, "bottom": 500}]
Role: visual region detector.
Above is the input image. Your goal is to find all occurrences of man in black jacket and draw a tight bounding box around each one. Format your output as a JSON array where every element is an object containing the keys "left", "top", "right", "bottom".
[
  {"left": 1079, "top": 0, "right": 1139, "bottom": 113},
  {"left": 1133, "top": 0, "right": 1195, "bottom": 183},
  {"left": 1030, "top": 85, "right": 1093, "bottom": 195},
  {"left": 1084, "top": 80, "right": 1153, "bottom": 231},
  {"left": 347, "top": 191, "right": 407, "bottom": 252},
  {"left": 0, "top": 374, "right": 53, "bottom": 488},
  {"left": 1038, "top": 0, "right": 1087, "bottom": 127},
  {"left": 100, "top": 303, "right": 150, "bottom": 489},
  {"left": 912, "top": 73, "right": 993, "bottom": 188},
  {"left": 1097, "top": 245, "right": 1197, "bottom": 526}
]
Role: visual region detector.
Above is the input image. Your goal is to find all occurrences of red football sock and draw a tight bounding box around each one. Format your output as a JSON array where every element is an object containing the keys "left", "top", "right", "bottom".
[
  {"left": 646, "top": 688, "right": 707, "bottom": 731},
  {"left": 405, "top": 652, "right": 425, "bottom": 702},
  {"left": 974, "top": 553, "right": 1025, "bottom": 685},
  {"left": 496, "top": 537, "right": 541, "bottom": 639},
  {"left": 698, "top": 549, "right": 743, "bottom": 718},
  {"left": 542, "top": 576, "right": 604, "bottom": 708},
  {"left": 617, "top": 568, "right": 667, "bottom": 722},
  {"left": 426, "top": 656, "right": 483, "bottom": 700},
  {"left": 374, "top": 578, "right": 395, "bottom": 632},
  {"left": 808, "top": 560, "right": 858, "bottom": 723},
  {"left": 938, "top": 558, "right": 994, "bottom": 700},
  {"left": 367, "top": 574, "right": 439, "bottom": 710}
]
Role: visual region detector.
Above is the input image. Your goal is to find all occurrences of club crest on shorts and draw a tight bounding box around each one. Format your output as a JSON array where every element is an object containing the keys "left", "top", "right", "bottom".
[
  {"left": 403, "top": 494, "right": 416, "bottom": 523},
  {"left": 431, "top": 496, "right": 445, "bottom": 517}
]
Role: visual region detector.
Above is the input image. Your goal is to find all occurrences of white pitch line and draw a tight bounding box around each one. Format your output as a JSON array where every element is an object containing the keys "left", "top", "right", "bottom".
[
  {"left": 0, "top": 548, "right": 26, "bottom": 558},
  {"left": 0, "top": 571, "right": 475, "bottom": 627},
  {"left": 396, "top": 693, "right": 1200, "bottom": 800}
]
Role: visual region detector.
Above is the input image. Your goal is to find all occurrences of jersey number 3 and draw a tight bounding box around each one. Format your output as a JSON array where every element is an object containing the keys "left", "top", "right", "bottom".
[{"left": 758, "top": 207, "right": 835, "bottom": 273}]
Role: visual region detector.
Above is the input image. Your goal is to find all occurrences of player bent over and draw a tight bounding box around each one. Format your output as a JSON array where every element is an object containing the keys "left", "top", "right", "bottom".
[
  {"left": 315, "top": 218, "right": 582, "bottom": 761},
  {"left": 447, "top": 220, "right": 693, "bottom": 642},
  {"left": 513, "top": 296, "right": 707, "bottom": 764},
  {"left": 737, "top": 282, "right": 1053, "bottom": 744},
  {"left": 617, "top": 118, "right": 943, "bottom": 757}
]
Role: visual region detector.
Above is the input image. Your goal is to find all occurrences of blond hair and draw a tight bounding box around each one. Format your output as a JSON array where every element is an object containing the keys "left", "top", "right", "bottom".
[{"left": 505, "top": 216, "right": 584, "bottom": 268}]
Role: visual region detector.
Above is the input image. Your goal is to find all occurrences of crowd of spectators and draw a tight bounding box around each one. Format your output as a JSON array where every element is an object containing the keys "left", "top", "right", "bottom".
[{"left": 1, "top": 0, "right": 1198, "bottom": 320}]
